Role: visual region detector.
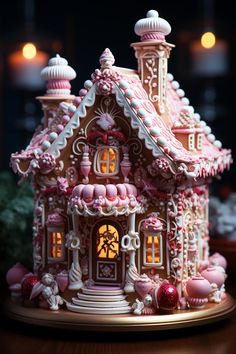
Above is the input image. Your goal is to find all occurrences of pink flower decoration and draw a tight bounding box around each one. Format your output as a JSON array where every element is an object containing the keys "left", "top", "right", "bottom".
[{"left": 96, "top": 78, "right": 113, "bottom": 96}]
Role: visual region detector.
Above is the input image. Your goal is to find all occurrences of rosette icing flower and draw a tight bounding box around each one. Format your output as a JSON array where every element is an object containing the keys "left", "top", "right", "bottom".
[{"left": 38, "top": 153, "right": 56, "bottom": 172}]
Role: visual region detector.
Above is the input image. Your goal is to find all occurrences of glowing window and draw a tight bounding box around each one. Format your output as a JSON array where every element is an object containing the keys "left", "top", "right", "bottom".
[
  {"left": 197, "top": 133, "right": 203, "bottom": 150},
  {"left": 48, "top": 231, "right": 64, "bottom": 261},
  {"left": 96, "top": 224, "right": 119, "bottom": 259},
  {"left": 143, "top": 234, "right": 162, "bottom": 266},
  {"left": 95, "top": 147, "right": 119, "bottom": 176},
  {"left": 188, "top": 133, "right": 195, "bottom": 151}
]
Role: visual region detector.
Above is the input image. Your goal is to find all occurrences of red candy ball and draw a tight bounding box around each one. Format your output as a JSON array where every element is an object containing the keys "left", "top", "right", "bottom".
[
  {"left": 21, "top": 275, "right": 39, "bottom": 300},
  {"left": 157, "top": 283, "right": 179, "bottom": 310}
]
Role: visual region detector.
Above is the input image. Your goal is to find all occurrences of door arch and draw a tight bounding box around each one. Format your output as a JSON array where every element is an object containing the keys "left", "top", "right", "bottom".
[{"left": 91, "top": 219, "right": 123, "bottom": 285}]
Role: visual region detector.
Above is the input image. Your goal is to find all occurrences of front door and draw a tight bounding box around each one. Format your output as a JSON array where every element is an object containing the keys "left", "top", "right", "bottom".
[{"left": 92, "top": 219, "right": 123, "bottom": 285}]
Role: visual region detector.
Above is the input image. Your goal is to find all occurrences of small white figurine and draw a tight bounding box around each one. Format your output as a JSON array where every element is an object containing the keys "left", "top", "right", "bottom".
[{"left": 30, "top": 273, "right": 64, "bottom": 310}]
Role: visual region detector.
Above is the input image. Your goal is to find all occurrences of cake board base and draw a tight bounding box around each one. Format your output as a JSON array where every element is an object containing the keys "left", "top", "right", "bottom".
[{"left": 4, "top": 294, "right": 236, "bottom": 332}]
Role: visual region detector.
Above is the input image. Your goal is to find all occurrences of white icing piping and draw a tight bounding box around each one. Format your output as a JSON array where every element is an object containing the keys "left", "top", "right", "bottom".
[
  {"left": 114, "top": 84, "right": 179, "bottom": 172},
  {"left": 68, "top": 203, "right": 142, "bottom": 217},
  {"left": 46, "top": 85, "right": 97, "bottom": 158}
]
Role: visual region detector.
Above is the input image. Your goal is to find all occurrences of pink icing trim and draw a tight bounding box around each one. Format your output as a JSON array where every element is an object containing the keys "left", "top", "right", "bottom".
[
  {"left": 141, "top": 32, "right": 165, "bottom": 41},
  {"left": 172, "top": 128, "right": 203, "bottom": 134},
  {"left": 47, "top": 80, "right": 71, "bottom": 90}
]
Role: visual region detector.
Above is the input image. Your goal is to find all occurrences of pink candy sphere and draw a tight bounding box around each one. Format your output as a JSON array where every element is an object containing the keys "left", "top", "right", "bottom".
[
  {"left": 186, "top": 275, "right": 212, "bottom": 298},
  {"left": 6, "top": 263, "right": 29, "bottom": 286},
  {"left": 201, "top": 267, "right": 225, "bottom": 288}
]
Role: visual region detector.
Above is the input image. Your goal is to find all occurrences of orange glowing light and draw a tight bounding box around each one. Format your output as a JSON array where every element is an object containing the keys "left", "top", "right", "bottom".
[
  {"left": 22, "top": 43, "right": 37, "bottom": 59},
  {"left": 50, "top": 232, "right": 62, "bottom": 258},
  {"left": 100, "top": 148, "right": 116, "bottom": 173},
  {"left": 201, "top": 32, "right": 216, "bottom": 49},
  {"left": 146, "top": 235, "right": 160, "bottom": 263}
]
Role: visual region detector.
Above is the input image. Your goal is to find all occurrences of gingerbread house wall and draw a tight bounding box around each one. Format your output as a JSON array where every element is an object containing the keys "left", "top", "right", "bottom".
[{"left": 32, "top": 94, "right": 210, "bottom": 294}]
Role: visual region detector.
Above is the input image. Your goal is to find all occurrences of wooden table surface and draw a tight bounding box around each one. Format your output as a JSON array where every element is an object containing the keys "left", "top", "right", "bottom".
[{"left": 1, "top": 276, "right": 236, "bottom": 354}]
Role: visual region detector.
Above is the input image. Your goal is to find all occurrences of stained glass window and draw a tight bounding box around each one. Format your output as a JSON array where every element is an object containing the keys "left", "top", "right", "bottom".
[{"left": 96, "top": 224, "right": 119, "bottom": 259}]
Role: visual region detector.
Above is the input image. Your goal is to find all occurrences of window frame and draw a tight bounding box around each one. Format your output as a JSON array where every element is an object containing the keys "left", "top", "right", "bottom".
[
  {"left": 196, "top": 133, "right": 203, "bottom": 151},
  {"left": 188, "top": 133, "right": 195, "bottom": 151},
  {"left": 94, "top": 146, "right": 119, "bottom": 177},
  {"left": 47, "top": 228, "right": 65, "bottom": 262},
  {"left": 143, "top": 231, "right": 163, "bottom": 267}
]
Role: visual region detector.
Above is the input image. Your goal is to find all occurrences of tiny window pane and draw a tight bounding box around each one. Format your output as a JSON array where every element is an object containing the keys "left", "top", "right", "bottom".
[
  {"left": 188, "top": 134, "right": 195, "bottom": 151},
  {"left": 144, "top": 234, "right": 162, "bottom": 266},
  {"left": 48, "top": 231, "right": 64, "bottom": 261},
  {"left": 197, "top": 134, "right": 203, "bottom": 150},
  {"left": 95, "top": 147, "right": 119, "bottom": 176}
]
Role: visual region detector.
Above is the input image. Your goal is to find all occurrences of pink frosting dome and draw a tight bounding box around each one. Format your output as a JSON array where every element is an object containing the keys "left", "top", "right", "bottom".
[
  {"left": 141, "top": 214, "right": 163, "bottom": 232},
  {"left": 46, "top": 213, "right": 65, "bottom": 227}
]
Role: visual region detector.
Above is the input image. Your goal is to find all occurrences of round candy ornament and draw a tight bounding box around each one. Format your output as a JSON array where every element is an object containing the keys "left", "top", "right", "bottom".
[
  {"left": 155, "top": 283, "right": 179, "bottom": 310},
  {"left": 21, "top": 274, "right": 39, "bottom": 300}
]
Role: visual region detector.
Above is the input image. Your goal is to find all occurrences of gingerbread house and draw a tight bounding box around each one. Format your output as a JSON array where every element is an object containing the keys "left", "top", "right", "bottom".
[{"left": 10, "top": 10, "right": 231, "bottom": 315}]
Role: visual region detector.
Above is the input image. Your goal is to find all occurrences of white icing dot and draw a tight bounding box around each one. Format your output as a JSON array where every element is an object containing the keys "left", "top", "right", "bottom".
[
  {"left": 176, "top": 89, "right": 185, "bottom": 97},
  {"left": 157, "top": 136, "right": 167, "bottom": 146},
  {"left": 49, "top": 132, "right": 58, "bottom": 141},
  {"left": 200, "top": 121, "right": 207, "bottom": 127},
  {"left": 194, "top": 113, "right": 201, "bottom": 122},
  {"left": 68, "top": 105, "right": 77, "bottom": 113},
  {"left": 204, "top": 126, "right": 211, "bottom": 134},
  {"left": 42, "top": 140, "right": 51, "bottom": 150},
  {"left": 84, "top": 80, "right": 93, "bottom": 89},
  {"left": 167, "top": 73, "right": 174, "bottom": 81},
  {"left": 144, "top": 117, "right": 152, "bottom": 127},
  {"left": 181, "top": 97, "right": 190, "bottom": 105},
  {"left": 188, "top": 106, "right": 194, "bottom": 114},
  {"left": 208, "top": 133, "right": 216, "bottom": 142},
  {"left": 214, "top": 140, "right": 222, "bottom": 148},
  {"left": 171, "top": 81, "right": 180, "bottom": 89},
  {"left": 150, "top": 126, "right": 161, "bottom": 136}
]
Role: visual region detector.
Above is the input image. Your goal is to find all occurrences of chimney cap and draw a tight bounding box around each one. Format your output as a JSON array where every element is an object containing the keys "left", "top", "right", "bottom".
[{"left": 134, "top": 10, "right": 171, "bottom": 41}]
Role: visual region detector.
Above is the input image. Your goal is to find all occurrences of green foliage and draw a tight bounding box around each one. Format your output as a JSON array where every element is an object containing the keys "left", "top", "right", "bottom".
[{"left": 0, "top": 171, "right": 34, "bottom": 275}]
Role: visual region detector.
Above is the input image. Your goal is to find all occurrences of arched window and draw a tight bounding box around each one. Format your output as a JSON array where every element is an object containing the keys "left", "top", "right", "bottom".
[
  {"left": 94, "top": 147, "right": 119, "bottom": 176},
  {"left": 96, "top": 223, "right": 119, "bottom": 259}
]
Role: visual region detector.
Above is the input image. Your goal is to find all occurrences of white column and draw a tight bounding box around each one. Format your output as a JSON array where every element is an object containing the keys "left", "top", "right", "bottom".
[
  {"left": 65, "top": 214, "right": 83, "bottom": 290},
  {"left": 121, "top": 212, "right": 140, "bottom": 293}
]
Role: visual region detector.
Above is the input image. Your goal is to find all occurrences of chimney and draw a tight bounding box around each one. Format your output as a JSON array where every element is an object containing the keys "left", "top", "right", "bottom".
[
  {"left": 37, "top": 54, "right": 76, "bottom": 128},
  {"left": 131, "top": 10, "right": 174, "bottom": 115}
]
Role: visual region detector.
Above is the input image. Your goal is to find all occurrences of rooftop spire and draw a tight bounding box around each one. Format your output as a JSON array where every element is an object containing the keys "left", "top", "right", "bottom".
[
  {"left": 99, "top": 48, "right": 115, "bottom": 69},
  {"left": 41, "top": 54, "right": 76, "bottom": 96}
]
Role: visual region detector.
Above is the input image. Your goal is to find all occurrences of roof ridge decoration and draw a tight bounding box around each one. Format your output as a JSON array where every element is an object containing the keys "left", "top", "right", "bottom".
[{"left": 91, "top": 48, "right": 120, "bottom": 96}]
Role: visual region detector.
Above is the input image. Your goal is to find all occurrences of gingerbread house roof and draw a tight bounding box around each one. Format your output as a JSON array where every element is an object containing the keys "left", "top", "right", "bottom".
[{"left": 11, "top": 49, "right": 231, "bottom": 180}]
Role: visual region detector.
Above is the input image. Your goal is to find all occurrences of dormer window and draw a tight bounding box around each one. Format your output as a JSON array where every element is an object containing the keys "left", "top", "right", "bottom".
[
  {"left": 94, "top": 147, "right": 119, "bottom": 176},
  {"left": 197, "top": 133, "right": 203, "bottom": 151},
  {"left": 188, "top": 134, "right": 195, "bottom": 151}
]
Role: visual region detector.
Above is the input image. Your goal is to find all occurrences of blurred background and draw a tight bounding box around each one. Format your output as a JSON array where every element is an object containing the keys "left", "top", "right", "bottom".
[{"left": 0, "top": 0, "right": 235, "bottom": 273}]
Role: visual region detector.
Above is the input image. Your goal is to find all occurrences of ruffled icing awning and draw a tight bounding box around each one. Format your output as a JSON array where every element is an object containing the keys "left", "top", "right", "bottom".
[{"left": 68, "top": 183, "right": 146, "bottom": 216}]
